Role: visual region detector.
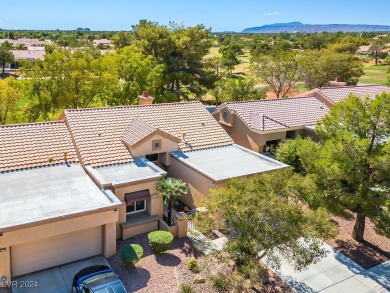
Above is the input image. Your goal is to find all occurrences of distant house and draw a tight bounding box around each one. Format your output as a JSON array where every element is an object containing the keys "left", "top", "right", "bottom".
[
  {"left": 8, "top": 49, "right": 45, "bottom": 68},
  {"left": 212, "top": 97, "right": 328, "bottom": 153},
  {"left": 0, "top": 38, "right": 53, "bottom": 47},
  {"left": 357, "top": 45, "right": 370, "bottom": 54},
  {"left": 301, "top": 84, "right": 390, "bottom": 107},
  {"left": 93, "top": 38, "right": 112, "bottom": 48}
]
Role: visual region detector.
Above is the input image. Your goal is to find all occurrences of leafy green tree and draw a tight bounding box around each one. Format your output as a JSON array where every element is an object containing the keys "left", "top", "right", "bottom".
[
  {"left": 157, "top": 177, "right": 188, "bottom": 225},
  {"left": 211, "top": 77, "right": 265, "bottom": 103},
  {"left": 203, "top": 169, "right": 336, "bottom": 285},
  {"left": 0, "top": 77, "right": 21, "bottom": 124},
  {"left": 250, "top": 40, "right": 273, "bottom": 56},
  {"left": 219, "top": 42, "right": 243, "bottom": 75},
  {"left": 326, "top": 35, "right": 362, "bottom": 53},
  {"left": 277, "top": 93, "right": 390, "bottom": 241},
  {"left": 369, "top": 38, "right": 385, "bottom": 65},
  {"left": 299, "top": 49, "right": 363, "bottom": 89},
  {"left": 111, "top": 31, "right": 132, "bottom": 49},
  {"left": 0, "top": 41, "right": 14, "bottom": 76},
  {"left": 251, "top": 51, "right": 300, "bottom": 98},
  {"left": 132, "top": 20, "right": 217, "bottom": 101},
  {"left": 101, "top": 45, "right": 165, "bottom": 105},
  {"left": 22, "top": 47, "right": 110, "bottom": 121}
]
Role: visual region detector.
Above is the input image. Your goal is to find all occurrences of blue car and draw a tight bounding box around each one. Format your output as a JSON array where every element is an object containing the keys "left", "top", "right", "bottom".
[{"left": 72, "top": 265, "right": 127, "bottom": 293}]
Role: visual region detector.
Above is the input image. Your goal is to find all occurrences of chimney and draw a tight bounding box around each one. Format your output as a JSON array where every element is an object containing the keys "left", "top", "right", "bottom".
[{"left": 138, "top": 90, "right": 154, "bottom": 105}]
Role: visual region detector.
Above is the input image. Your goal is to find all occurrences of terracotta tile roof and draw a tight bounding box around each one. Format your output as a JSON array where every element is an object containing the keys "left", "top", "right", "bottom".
[
  {"left": 64, "top": 101, "right": 233, "bottom": 167},
  {"left": 318, "top": 85, "right": 390, "bottom": 104},
  {"left": 220, "top": 97, "right": 328, "bottom": 131},
  {"left": 122, "top": 117, "right": 157, "bottom": 147},
  {"left": 0, "top": 121, "right": 78, "bottom": 172}
]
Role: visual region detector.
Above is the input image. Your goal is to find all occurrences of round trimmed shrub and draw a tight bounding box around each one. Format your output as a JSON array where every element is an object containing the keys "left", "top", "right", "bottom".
[
  {"left": 148, "top": 231, "right": 174, "bottom": 253},
  {"left": 121, "top": 244, "right": 143, "bottom": 266}
]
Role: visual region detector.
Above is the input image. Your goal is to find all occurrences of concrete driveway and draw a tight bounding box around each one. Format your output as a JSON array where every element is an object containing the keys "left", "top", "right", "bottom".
[{"left": 12, "top": 256, "right": 110, "bottom": 293}]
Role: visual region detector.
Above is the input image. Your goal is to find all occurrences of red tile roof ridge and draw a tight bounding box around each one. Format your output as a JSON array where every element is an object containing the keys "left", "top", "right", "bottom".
[
  {"left": 318, "top": 84, "right": 390, "bottom": 90},
  {"left": 0, "top": 120, "right": 66, "bottom": 128},
  {"left": 221, "top": 96, "right": 317, "bottom": 106},
  {"left": 64, "top": 101, "right": 203, "bottom": 113}
]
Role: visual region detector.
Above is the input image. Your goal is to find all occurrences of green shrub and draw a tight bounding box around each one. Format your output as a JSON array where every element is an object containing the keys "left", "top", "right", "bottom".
[
  {"left": 181, "top": 284, "right": 195, "bottom": 293},
  {"left": 148, "top": 231, "right": 174, "bottom": 253},
  {"left": 120, "top": 244, "right": 143, "bottom": 266},
  {"left": 212, "top": 273, "right": 229, "bottom": 292},
  {"left": 186, "top": 258, "right": 199, "bottom": 272}
]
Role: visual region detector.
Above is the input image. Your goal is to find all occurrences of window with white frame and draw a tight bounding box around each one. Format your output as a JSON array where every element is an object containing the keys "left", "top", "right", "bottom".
[{"left": 126, "top": 200, "right": 146, "bottom": 214}]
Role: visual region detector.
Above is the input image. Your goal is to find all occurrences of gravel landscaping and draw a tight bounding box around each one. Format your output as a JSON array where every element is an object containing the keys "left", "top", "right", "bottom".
[
  {"left": 326, "top": 214, "right": 390, "bottom": 269},
  {"left": 108, "top": 233, "right": 292, "bottom": 292}
]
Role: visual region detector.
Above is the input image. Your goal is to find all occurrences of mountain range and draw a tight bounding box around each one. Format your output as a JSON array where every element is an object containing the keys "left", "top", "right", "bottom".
[{"left": 242, "top": 22, "right": 390, "bottom": 33}]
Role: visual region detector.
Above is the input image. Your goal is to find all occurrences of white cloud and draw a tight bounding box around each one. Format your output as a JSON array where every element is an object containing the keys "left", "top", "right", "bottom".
[{"left": 264, "top": 12, "right": 280, "bottom": 16}]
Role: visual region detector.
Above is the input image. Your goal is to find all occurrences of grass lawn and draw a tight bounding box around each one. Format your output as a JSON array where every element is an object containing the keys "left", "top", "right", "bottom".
[
  {"left": 363, "top": 65, "right": 390, "bottom": 70},
  {"left": 360, "top": 63, "right": 388, "bottom": 84},
  {"left": 294, "top": 84, "right": 309, "bottom": 91},
  {"left": 358, "top": 78, "right": 388, "bottom": 85},
  {"left": 361, "top": 71, "right": 387, "bottom": 77}
]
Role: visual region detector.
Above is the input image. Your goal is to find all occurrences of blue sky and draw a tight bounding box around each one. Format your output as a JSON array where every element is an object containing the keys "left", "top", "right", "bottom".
[{"left": 1, "top": 0, "right": 389, "bottom": 32}]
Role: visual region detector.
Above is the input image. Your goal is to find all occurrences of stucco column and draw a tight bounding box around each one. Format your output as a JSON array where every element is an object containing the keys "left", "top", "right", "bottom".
[
  {"left": 175, "top": 212, "right": 188, "bottom": 238},
  {"left": 150, "top": 193, "right": 163, "bottom": 218},
  {"left": 103, "top": 223, "right": 117, "bottom": 258},
  {"left": 0, "top": 246, "right": 11, "bottom": 282}
]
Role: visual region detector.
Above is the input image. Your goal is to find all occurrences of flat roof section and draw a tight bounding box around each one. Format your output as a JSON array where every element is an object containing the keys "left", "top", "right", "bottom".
[
  {"left": 170, "top": 144, "right": 288, "bottom": 182},
  {"left": 86, "top": 158, "right": 167, "bottom": 186},
  {"left": 0, "top": 164, "right": 121, "bottom": 231}
]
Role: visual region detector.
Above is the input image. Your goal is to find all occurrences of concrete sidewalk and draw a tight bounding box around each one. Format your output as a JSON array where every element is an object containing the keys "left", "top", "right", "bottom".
[{"left": 264, "top": 242, "right": 389, "bottom": 293}]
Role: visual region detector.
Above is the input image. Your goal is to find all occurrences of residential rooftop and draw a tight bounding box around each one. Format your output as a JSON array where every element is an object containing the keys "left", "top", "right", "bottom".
[
  {"left": 216, "top": 96, "right": 329, "bottom": 131},
  {"left": 318, "top": 85, "right": 390, "bottom": 104},
  {"left": 64, "top": 101, "right": 233, "bottom": 167},
  {"left": 11, "top": 49, "right": 45, "bottom": 60},
  {"left": 0, "top": 121, "right": 78, "bottom": 172},
  {"left": 86, "top": 158, "right": 166, "bottom": 187},
  {"left": 170, "top": 144, "right": 287, "bottom": 182},
  {"left": 0, "top": 164, "right": 121, "bottom": 231}
]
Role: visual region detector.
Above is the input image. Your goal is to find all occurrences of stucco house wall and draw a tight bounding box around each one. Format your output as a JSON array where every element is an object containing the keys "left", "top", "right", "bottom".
[
  {"left": 0, "top": 210, "right": 118, "bottom": 281},
  {"left": 168, "top": 157, "right": 215, "bottom": 209},
  {"left": 113, "top": 180, "right": 163, "bottom": 239}
]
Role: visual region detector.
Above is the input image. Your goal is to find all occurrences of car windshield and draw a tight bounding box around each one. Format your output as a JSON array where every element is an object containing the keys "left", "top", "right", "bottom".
[{"left": 83, "top": 272, "right": 118, "bottom": 289}]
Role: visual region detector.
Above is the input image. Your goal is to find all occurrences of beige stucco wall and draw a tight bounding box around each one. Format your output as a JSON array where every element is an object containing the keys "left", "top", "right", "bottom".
[
  {"left": 129, "top": 134, "right": 179, "bottom": 158},
  {"left": 214, "top": 111, "right": 317, "bottom": 153},
  {"left": 0, "top": 210, "right": 118, "bottom": 281},
  {"left": 114, "top": 180, "right": 163, "bottom": 238},
  {"left": 122, "top": 220, "right": 158, "bottom": 239},
  {"left": 168, "top": 157, "right": 215, "bottom": 209},
  {"left": 219, "top": 107, "right": 236, "bottom": 126},
  {"left": 217, "top": 113, "right": 288, "bottom": 152}
]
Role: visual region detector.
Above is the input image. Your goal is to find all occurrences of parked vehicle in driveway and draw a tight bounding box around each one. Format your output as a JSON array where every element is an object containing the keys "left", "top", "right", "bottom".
[{"left": 72, "top": 265, "right": 127, "bottom": 293}]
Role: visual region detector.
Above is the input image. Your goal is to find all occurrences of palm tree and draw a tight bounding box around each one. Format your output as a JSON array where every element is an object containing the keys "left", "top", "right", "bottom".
[{"left": 157, "top": 177, "right": 188, "bottom": 225}]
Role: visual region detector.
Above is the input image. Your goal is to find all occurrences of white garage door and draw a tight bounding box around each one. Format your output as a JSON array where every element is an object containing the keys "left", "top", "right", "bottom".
[{"left": 11, "top": 226, "right": 103, "bottom": 276}]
